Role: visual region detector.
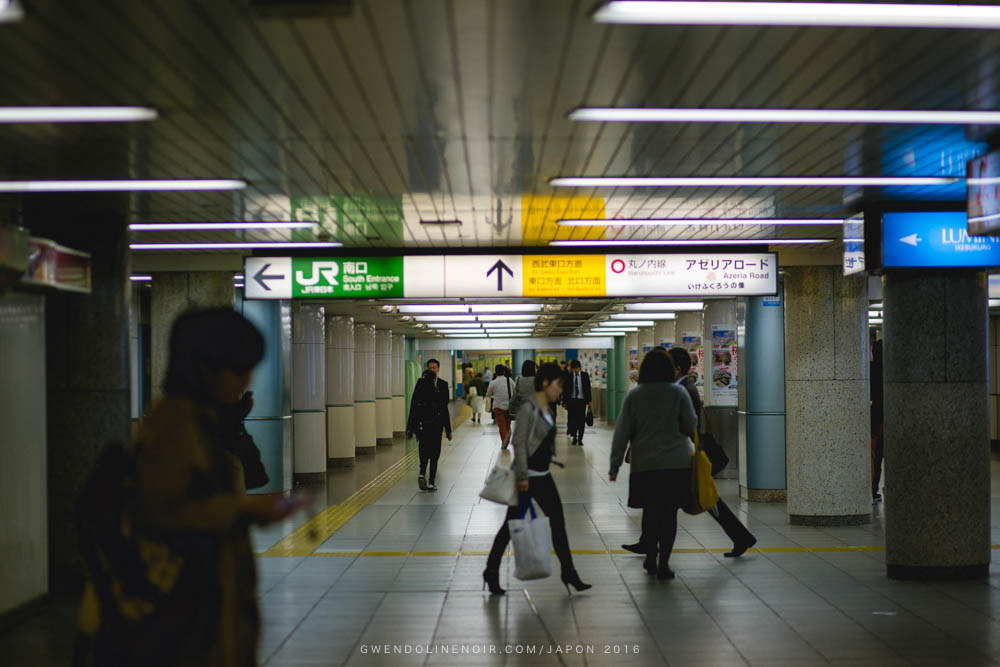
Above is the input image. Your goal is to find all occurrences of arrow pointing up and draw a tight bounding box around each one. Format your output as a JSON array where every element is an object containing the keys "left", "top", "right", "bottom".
[
  {"left": 486, "top": 259, "right": 514, "bottom": 291},
  {"left": 253, "top": 262, "right": 286, "bottom": 291},
  {"left": 900, "top": 233, "right": 922, "bottom": 247}
]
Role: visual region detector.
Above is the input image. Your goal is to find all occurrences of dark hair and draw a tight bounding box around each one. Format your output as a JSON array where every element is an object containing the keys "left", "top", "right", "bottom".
[
  {"left": 495, "top": 363, "right": 506, "bottom": 376},
  {"left": 521, "top": 360, "right": 536, "bottom": 377},
  {"left": 639, "top": 348, "right": 677, "bottom": 383},
  {"left": 654, "top": 345, "right": 668, "bottom": 353},
  {"left": 570, "top": 359, "right": 581, "bottom": 369},
  {"left": 534, "top": 362, "right": 563, "bottom": 391},
  {"left": 667, "top": 347, "right": 691, "bottom": 375},
  {"left": 421, "top": 369, "right": 436, "bottom": 381},
  {"left": 164, "top": 307, "right": 265, "bottom": 401},
  {"left": 426, "top": 358, "right": 440, "bottom": 367}
]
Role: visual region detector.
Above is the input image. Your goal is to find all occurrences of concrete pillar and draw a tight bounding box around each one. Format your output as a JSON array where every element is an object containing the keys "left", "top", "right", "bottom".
[
  {"left": 241, "top": 299, "right": 293, "bottom": 493},
  {"left": 739, "top": 288, "right": 787, "bottom": 502},
  {"left": 676, "top": 311, "right": 705, "bottom": 399},
  {"left": 655, "top": 320, "right": 675, "bottom": 349},
  {"left": 375, "top": 328, "right": 394, "bottom": 445},
  {"left": 354, "top": 323, "right": 377, "bottom": 455},
  {"left": 784, "top": 266, "right": 870, "bottom": 526},
  {"left": 151, "top": 272, "right": 234, "bottom": 399},
  {"left": 326, "top": 315, "right": 355, "bottom": 467},
  {"left": 625, "top": 332, "right": 639, "bottom": 391},
  {"left": 292, "top": 303, "right": 326, "bottom": 483},
  {"left": 612, "top": 335, "right": 627, "bottom": 422},
  {"left": 605, "top": 345, "right": 616, "bottom": 422},
  {"left": 392, "top": 334, "right": 406, "bottom": 436},
  {"left": 884, "top": 271, "right": 989, "bottom": 580},
  {"left": 512, "top": 348, "right": 536, "bottom": 376}
]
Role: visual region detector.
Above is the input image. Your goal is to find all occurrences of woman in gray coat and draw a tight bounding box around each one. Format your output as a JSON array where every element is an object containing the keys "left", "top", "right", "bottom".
[
  {"left": 609, "top": 349, "right": 697, "bottom": 580},
  {"left": 483, "top": 362, "right": 591, "bottom": 596}
]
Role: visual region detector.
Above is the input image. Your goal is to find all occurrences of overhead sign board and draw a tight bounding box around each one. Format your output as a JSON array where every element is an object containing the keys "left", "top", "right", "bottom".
[
  {"left": 882, "top": 211, "right": 1000, "bottom": 268},
  {"left": 244, "top": 252, "right": 777, "bottom": 299}
]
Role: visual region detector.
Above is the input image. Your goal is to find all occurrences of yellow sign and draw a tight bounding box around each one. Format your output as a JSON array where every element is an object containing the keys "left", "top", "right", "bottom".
[
  {"left": 522, "top": 254, "right": 606, "bottom": 297},
  {"left": 520, "top": 195, "right": 605, "bottom": 245}
]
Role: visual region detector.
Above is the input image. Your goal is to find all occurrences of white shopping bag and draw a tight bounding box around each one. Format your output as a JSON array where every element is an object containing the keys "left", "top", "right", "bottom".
[
  {"left": 509, "top": 496, "right": 553, "bottom": 581},
  {"left": 479, "top": 464, "right": 517, "bottom": 506}
]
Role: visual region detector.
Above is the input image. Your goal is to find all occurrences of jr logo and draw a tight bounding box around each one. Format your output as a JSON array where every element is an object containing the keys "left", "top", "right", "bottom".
[{"left": 296, "top": 261, "right": 340, "bottom": 286}]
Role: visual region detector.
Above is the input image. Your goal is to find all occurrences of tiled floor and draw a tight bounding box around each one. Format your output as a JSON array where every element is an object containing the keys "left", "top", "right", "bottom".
[{"left": 6, "top": 410, "right": 1000, "bottom": 666}]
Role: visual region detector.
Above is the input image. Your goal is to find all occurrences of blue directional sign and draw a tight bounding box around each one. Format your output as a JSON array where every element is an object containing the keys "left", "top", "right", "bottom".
[{"left": 882, "top": 211, "right": 1000, "bottom": 268}]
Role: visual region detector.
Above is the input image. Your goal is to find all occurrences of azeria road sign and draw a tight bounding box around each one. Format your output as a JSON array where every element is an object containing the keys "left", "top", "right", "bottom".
[
  {"left": 243, "top": 252, "right": 777, "bottom": 300},
  {"left": 882, "top": 211, "right": 1000, "bottom": 268}
]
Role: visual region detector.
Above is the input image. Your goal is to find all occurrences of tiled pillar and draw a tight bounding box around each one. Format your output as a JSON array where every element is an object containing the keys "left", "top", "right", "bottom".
[
  {"left": 784, "top": 266, "right": 870, "bottom": 526},
  {"left": 375, "top": 329, "right": 394, "bottom": 445},
  {"left": 654, "top": 319, "right": 675, "bottom": 349},
  {"left": 325, "top": 315, "right": 355, "bottom": 467},
  {"left": 625, "top": 332, "right": 639, "bottom": 391},
  {"left": 392, "top": 334, "right": 406, "bottom": 436},
  {"left": 883, "top": 271, "right": 989, "bottom": 580},
  {"left": 151, "top": 272, "right": 234, "bottom": 399},
  {"left": 612, "top": 335, "right": 626, "bottom": 422},
  {"left": 292, "top": 303, "right": 326, "bottom": 483},
  {"left": 739, "top": 289, "right": 787, "bottom": 502},
  {"left": 605, "top": 346, "right": 616, "bottom": 422},
  {"left": 354, "top": 323, "right": 377, "bottom": 455},
  {"left": 241, "top": 299, "right": 293, "bottom": 494}
]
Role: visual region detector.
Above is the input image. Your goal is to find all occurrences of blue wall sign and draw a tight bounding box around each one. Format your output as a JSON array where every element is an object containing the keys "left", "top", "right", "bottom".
[
  {"left": 882, "top": 211, "right": 1000, "bottom": 268},
  {"left": 762, "top": 296, "right": 782, "bottom": 307}
]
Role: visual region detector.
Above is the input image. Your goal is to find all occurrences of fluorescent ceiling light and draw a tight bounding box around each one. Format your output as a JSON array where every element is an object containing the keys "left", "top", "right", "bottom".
[
  {"left": 476, "top": 314, "right": 537, "bottom": 322},
  {"left": 129, "top": 275, "right": 152, "bottom": 282},
  {"left": 596, "top": 326, "right": 639, "bottom": 332},
  {"left": 0, "top": 179, "right": 247, "bottom": 193},
  {"left": 426, "top": 324, "right": 482, "bottom": 330},
  {"left": 130, "top": 221, "right": 317, "bottom": 231},
  {"left": 485, "top": 329, "right": 534, "bottom": 334},
  {"left": 490, "top": 334, "right": 531, "bottom": 338},
  {"left": 610, "top": 313, "right": 676, "bottom": 320},
  {"left": 600, "top": 320, "right": 654, "bottom": 327},
  {"left": 559, "top": 217, "right": 844, "bottom": 227},
  {"left": 234, "top": 274, "right": 244, "bottom": 281},
  {"left": 869, "top": 318, "right": 884, "bottom": 325},
  {"left": 0, "top": 1, "right": 25, "bottom": 23},
  {"left": 444, "top": 334, "right": 485, "bottom": 338},
  {"left": 626, "top": 302, "right": 703, "bottom": 311},
  {"left": 989, "top": 299, "right": 1000, "bottom": 308},
  {"left": 436, "top": 329, "right": 485, "bottom": 334},
  {"left": 550, "top": 239, "right": 830, "bottom": 247},
  {"left": 415, "top": 315, "right": 477, "bottom": 322},
  {"left": 570, "top": 107, "right": 1000, "bottom": 125},
  {"left": 399, "top": 304, "right": 470, "bottom": 314},
  {"left": 468, "top": 304, "right": 543, "bottom": 313},
  {"left": 485, "top": 321, "right": 539, "bottom": 328},
  {"left": 549, "top": 176, "right": 958, "bottom": 188},
  {"left": 130, "top": 242, "right": 341, "bottom": 250},
  {"left": 584, "top": 332, "right": 624, "bottom": 336},
  {"left": 868, "top": 311, "right": 880, "bottom": 318},
  {"left": 591, "top": 1, "right": 1000, "bottom": 29},
  {"left": 0, "top": 106, "right": 158, "bottom": 123}
]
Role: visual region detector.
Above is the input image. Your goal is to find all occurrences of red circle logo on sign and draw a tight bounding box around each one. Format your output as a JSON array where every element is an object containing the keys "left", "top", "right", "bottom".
[{"left": 611, "top": 259, "right": 626, "bottom": 274}]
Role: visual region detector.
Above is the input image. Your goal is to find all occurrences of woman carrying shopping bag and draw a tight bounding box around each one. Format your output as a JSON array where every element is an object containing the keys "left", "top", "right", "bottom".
[
  {"left": 467, "top": 372, "right": 487, "bottom": 424},
  {"left": 483, "top": 363, "right": 591, "bottom": 596},
  {"left": 609, "top": 349, "right": 698, "bottom": 580}
]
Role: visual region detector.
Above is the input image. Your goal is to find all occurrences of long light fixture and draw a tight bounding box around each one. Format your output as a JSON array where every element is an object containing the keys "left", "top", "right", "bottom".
[
  {"left": 626, "top": 302, "right": 703, "bottom": 311},
  {"left": 591, "top": 1, "right": 1000, "bottom": 29},
  {"left": 485, "top": 329, "right": 534, "bottom": 334},
  {"left": 435, "top": 328, "right": 485, "bottom": 334},
  {"left": 610, "top": 313, "right": 677, "bottom": 320},
  {"left": 584, "top": 331, "right": 624, "bottom": 336},
  {"left": 599, "top": 320, "right": 654, "bottom": 327},
  {"left": 399, "top": 304, "right": 469, "bottom": 314},
  {"left": 559, "top": 217, "right": 843, "bottom": 227},
  {"left": 130, "top": 221, "right": 317, "bottom": 231},
  {"left": 0, "top": 1, "right": 24, "bottom": 23},
  {"left": 549, "top": 176, "right": 958, "bottom": 188},
  {"left": 426, "top": 323, "right": 482, "bottom": 330},
  {"left": 549, "top": 239, "right": 829, "bottom": 247},
  {"left": 129, "top": 275, "right": 153, "bottom": 282},
  {"left": 443, "top": 334, "right": 485, "bottom": 338},
  {"left": 570, "top": 107, "right": 1000, "bottom": 125},
  {"left": 468, "top": 304, "right": 543, "bottom": 313},
  {"left": 0, "top": 106, "right": 159, "bottom": 123},
  {"left": 415, "top": 315, "right": 477, "bottom": 322},
  {"left": 0, "top": 179, "right": 247, "bottom": 193},
  {"left": 485, "top": 321, "right": 539, "bottom": 328},
  {"left": 476, "top": 314, "right": 537, "bottom": 322},
  {"left": 130, "top": 241, "right": 341, "bottom": 250}
]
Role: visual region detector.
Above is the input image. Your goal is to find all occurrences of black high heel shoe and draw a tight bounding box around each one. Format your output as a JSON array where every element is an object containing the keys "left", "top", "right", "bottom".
[
  {"left": 482, "top": 569, "right": 505, "bottom": 595},
  {"left": 561, "top": 570, "right": 592, "bottom": 595}
]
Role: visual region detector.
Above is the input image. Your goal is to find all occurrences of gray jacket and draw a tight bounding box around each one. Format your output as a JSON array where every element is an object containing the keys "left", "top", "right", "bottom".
[
  {"left": 511, "top": 394, "right": 554, "bottom": 481},
  {"left": 610, "top": 381, "right": 697, "bottom": 476},
  {"left": 508, "top": 375, "right": 535, "bottom": 418}
]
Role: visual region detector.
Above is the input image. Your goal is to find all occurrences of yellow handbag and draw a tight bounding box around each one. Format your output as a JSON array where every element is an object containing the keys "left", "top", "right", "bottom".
[{"left": 686, "top": 430, "right": 720, "bottom": 515}]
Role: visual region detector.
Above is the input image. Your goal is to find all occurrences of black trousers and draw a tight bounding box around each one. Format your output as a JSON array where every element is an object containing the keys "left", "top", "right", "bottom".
[
  {"left": 640, "top": 497, "right": 753, "bottom": 551},
  {"left": 567, "top": 398, "right": 587, "bottom": 441},
  {"left": 418, "top": 429, "right": 443, "bottom": 482},
  {"left": 486, "top": 474, "right": 575, "bottom": 575},
  {"left": 871, "top": 429, "right": 884, "bottom": 496}
]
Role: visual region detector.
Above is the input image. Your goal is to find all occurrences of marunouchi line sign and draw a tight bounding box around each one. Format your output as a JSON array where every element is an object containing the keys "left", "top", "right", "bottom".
[{"left": 243, "top": 253, "right": 778, "bottom": 300}]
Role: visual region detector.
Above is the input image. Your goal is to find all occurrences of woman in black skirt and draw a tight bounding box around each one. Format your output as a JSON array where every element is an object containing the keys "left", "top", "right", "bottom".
[{"left": 609, "top": 349, "right": 698, "bottom": 579}]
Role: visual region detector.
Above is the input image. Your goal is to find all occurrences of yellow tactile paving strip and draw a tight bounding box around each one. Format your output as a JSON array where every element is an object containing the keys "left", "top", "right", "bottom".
[{"left": 261, "top": 405, "right": 472, "bottom": 557}]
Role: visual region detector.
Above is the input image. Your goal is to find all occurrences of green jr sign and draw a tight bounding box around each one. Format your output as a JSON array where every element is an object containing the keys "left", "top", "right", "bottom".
[{"left": 291, "top": 257, "right": 403, "bottom": 298}]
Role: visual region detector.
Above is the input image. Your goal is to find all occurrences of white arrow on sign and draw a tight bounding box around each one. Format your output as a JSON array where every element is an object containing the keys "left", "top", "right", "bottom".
[{"left": 899, "top": 233, "right": 922, "bottom": 247}]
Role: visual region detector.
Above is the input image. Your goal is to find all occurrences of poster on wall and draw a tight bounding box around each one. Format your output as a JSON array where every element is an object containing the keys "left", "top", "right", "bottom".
[
  {"left": 628, "top": 345, "right": 639, "bottom": 387},
  {"left": 710, "top": 324, "right": 738, "bottom": 405},
  {"left": 681, "top": 332, "right": 704, "bottom": 398}
]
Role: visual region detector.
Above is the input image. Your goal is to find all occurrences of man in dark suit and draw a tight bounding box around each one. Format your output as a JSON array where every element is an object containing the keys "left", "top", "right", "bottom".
[
  {"left": 425, "top": 358, "right": 452, "bottom": 423},
  {"left": 563, "top": 359, "right": 592, "bottom": 446}
]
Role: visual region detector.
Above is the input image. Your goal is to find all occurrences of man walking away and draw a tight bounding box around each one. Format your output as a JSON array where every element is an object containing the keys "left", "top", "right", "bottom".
[{"left": 564, "top": 360, "right": 592, "bottom": 446}]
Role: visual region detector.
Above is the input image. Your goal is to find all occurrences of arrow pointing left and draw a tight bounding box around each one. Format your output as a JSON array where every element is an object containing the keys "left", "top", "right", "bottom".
[{"left": 253, "top": 262, "right": 286, "bottom": 291}]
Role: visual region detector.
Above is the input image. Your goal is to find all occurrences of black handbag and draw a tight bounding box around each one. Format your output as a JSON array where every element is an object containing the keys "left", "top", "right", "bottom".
[
  {"left": 585, "top": 406, "right": 594, "bottom": 427},
  {"left": 699, "top": 431, "right": 729, "bottom": 476},
  {"left": 232, "top": 426, "right": 269, "bottom": 490}
]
